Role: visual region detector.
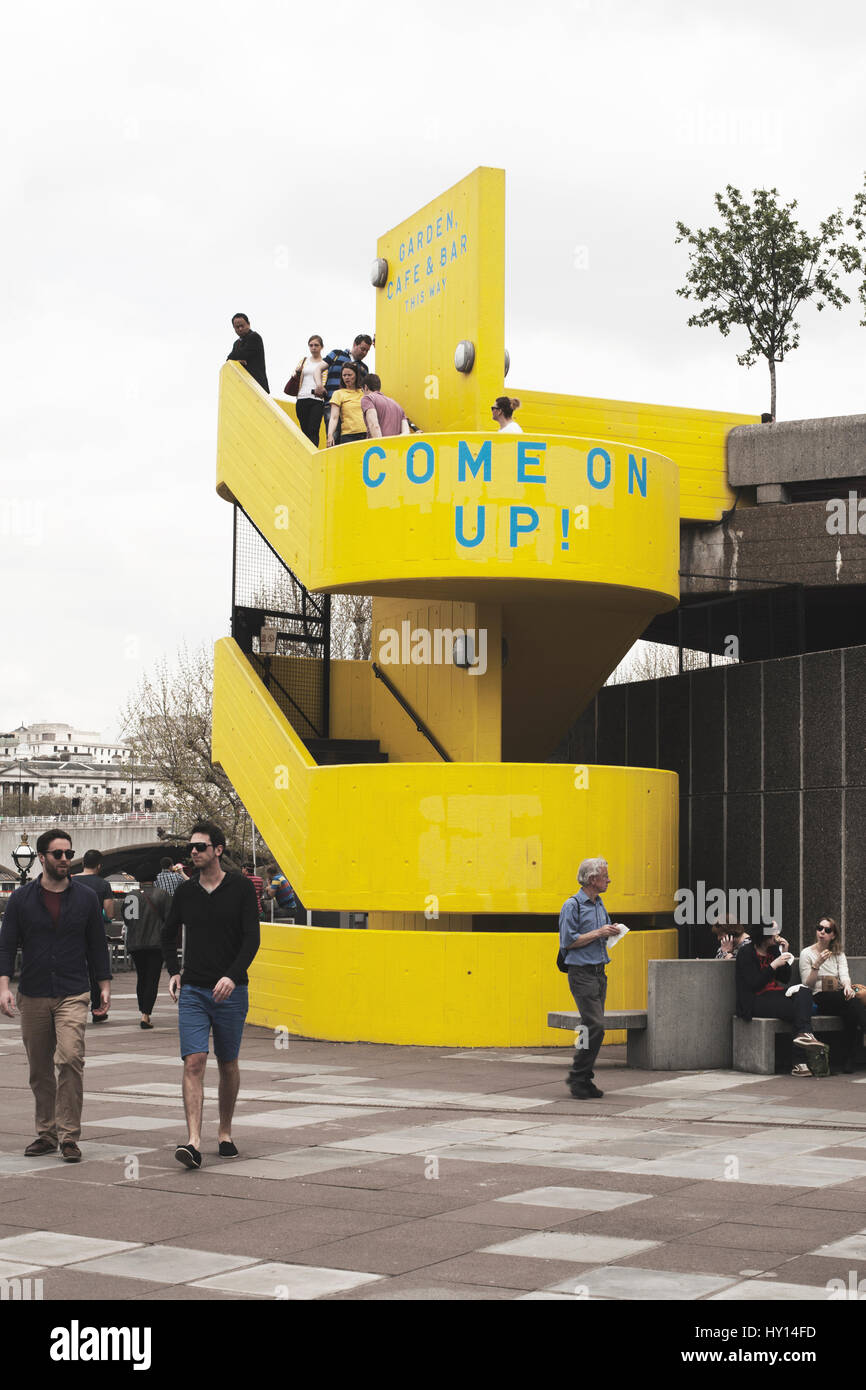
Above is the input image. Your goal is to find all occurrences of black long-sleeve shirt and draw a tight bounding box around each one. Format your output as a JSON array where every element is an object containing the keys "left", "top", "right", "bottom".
[
  {"left": 0, "top": 877, "right": 112, "bottom": 997},
  {"left": 161, "top": 872, "right": 260, "bottom": 988},
  {"left": 226, "top": 329, "right": 269, "bottom": 393},
  {"left": 735, "top": 941, "right": 792, "bottom": 1020}
]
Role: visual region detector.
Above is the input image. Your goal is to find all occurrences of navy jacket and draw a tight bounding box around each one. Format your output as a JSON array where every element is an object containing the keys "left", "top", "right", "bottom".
[{"left": 0, "top": 876, "right": 112, "bottom": 997}]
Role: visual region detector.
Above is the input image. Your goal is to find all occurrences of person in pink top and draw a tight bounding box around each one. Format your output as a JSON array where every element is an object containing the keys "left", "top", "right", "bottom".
[{"left": 361, "top": 375, "right": 411, "bottom": 438}]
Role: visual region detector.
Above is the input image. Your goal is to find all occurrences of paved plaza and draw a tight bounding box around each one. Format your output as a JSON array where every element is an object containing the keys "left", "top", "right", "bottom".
[{"left": 2, "top": 994, "right": 866, "bottom": 1301}]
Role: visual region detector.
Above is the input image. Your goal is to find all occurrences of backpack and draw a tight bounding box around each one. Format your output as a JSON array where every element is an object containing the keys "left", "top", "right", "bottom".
[
  {"left": 556, "top": 894, "right": 580, "bottom": 972},
  {"left": 804, "top": 1044, "right": 830, "bottom": 1077}
]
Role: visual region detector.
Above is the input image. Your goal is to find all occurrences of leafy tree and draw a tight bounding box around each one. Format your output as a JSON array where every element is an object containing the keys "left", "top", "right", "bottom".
[
  {"left": 848, "top": 174, "right": 866, "bottom": 324},
  {"left": 120, "top": 644, "right": 248, "bottom": 846},
  {"left": 675, "top": 186, "right": 861, "bottom": 417}
]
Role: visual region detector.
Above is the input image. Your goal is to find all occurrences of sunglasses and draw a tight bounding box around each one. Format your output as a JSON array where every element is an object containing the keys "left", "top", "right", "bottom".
[
  {"left": 817, "top": 926, "right": 836, "bottom": 935},
  {"left": 46, "top": 849, "right": 75, "bottom": 860},
  {"left": 186, "top": 843, "right": 212, "bottom": 854}
]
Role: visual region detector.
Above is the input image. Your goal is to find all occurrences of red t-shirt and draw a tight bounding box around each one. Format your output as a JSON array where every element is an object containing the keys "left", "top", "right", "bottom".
[
  {"left": 40, "top": 886, "right": 63, "bottom": 926},
  {"left": 244, "top": 873, "right": 264, "bottom": 913},
  {"left": 755, "top": 946, "right": 784, "bottom": 994}
]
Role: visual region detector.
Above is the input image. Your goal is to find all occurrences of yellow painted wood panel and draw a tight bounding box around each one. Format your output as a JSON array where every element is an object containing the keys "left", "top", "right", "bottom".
[
  {"left": 512, "top": 388, "right": 759, "bottom": 522},
  {"left": 213, "top": 639, "right": 678, "bottom": 915}
]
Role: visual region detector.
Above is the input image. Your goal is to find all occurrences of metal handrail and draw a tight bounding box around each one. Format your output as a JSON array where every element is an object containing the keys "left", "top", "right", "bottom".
[{"left": 371, "top": 663, "right": 451, "bottom": 762}]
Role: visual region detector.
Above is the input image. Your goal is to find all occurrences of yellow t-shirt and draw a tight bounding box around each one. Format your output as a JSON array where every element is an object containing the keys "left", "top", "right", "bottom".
[{"left": 330, "top": 389, "right": 366, "bottom": 436}]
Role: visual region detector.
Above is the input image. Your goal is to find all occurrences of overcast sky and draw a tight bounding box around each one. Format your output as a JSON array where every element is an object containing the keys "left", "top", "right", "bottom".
[{"left": 2, "top": 0, "right": 865, "bottom": 738}]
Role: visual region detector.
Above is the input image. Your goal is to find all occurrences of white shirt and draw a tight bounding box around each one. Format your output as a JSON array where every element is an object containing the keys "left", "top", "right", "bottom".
[
  {"left": 799, "top": 946, "right": 851, "bottom": 993},
  {"left": 498, "top": 419, "right": 523, "bottom": 433},
  {"left": 298, "top": 359, "right": 324, "bottom": 400}
]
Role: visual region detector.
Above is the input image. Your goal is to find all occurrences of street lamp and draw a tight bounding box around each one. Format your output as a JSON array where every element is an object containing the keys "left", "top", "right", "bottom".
[{"left": 12, "top": 833, "right": 36, "bottom": 886}]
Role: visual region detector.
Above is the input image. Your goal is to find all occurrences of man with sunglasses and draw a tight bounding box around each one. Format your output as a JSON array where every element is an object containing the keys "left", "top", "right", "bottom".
[
  {"left": 0, "top": 829, "right": 111, "bottom": 1163},
  {"left": 161, "top": 821, "right": 260, "bottom": 1170}
]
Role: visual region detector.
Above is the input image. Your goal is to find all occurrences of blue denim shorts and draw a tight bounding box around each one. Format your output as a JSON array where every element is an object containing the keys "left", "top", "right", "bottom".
[{"left": 178, "top": 984, "right": 249, "bottom": 1061}]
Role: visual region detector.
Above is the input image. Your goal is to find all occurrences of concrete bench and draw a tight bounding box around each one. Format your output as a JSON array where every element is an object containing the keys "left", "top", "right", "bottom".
[
  {"left": 733, "top": 1014, "right": 845, "bottom": 1075},
  {"left": 547, "top": 1011, "right": 648, "bottom": 1067},
  {"left": 547, "top": 955, "right": 866, "bottom": 1072}
]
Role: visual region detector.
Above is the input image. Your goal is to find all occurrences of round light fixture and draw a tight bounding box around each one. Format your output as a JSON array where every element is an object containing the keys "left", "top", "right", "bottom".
[
  {"left": 454, "top": 340, "right": 476, "bottom": 373},
  {"left": 12, "top": 835, "right": 36, "bottom": 876},
  {"left": 504, "top": 349, "right": 510, "bottom": 378},
  {"left": 370, "top": 258, "right": 388, "bottom": 288}
]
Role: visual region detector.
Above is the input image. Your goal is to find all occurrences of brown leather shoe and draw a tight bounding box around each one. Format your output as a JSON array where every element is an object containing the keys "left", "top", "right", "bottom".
[
  {"left": 60, "top": 1141, "right": 82, "bottom": 1163},
  {"left": 24, "top": 1137, "right": 58, "bottom": 1156}
]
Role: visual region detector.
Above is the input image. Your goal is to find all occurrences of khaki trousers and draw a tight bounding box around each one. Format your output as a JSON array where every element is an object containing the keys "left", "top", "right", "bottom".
[{"left": 17, "top": 992, "right": 89, "bottom": 1144}]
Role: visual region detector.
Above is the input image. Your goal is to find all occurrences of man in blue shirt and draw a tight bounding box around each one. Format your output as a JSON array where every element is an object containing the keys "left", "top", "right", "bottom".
[{"left": 559, "top": 857, "right": 623, "bottom": 1099}]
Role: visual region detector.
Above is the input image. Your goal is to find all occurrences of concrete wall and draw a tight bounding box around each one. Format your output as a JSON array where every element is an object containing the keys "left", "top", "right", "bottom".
[
  {"left": 0, "top": 823, "right": 160, "bottom": 879},
  {"left": 728, "top": 415, "right": 866, "bottom": 487},
  {"left": 680, "top": 500, "right": 866, "bottom": 595},
  {"left": 561, "top": 645, "right": 866, "bottom": 954}
]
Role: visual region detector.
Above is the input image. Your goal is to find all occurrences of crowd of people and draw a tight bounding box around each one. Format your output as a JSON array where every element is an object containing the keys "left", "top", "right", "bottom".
[
  {"left": 225, "top": 316, "right": 523, "bottom": 446},
  {"left": 717, "top": 915, "right": 866, "bottom": 1075}
]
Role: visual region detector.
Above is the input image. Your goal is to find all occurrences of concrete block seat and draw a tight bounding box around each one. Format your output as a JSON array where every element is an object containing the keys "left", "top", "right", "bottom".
[
  {"left": 733, "top": 954, "right": 866, "bottom": 1074},
  {"left": 547, "top": 1011, "right": 647, "bottom": 1066},
  {"left": 733, "top": 1015, "right": 844, "bottom": 1075},
  {"left": 547, "top": 956, "right": 866, "bottom": 1072}
]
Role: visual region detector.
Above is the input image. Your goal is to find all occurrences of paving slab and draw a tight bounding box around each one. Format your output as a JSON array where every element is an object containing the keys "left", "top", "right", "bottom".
[
  {"left": 710, "top": 1278, "right": 833, "bottom": 1300},
  {"left": 5, "top": 1019, "right": 866, "bottom": 1303},
  {"left": 284, "top": 1217, "right": 535, "bottom": 1276},
  {"left": 545, "top": 1265, "right": 739, "bottom": 1300},
  {"left": 610, "top": 1243, "right": 795, "bottom": 1276},
  {"left": 415, "top": 1252, "right": 597, "bottom": 1290},
  {"left": 674, "top": 1224, "right": 823, "bottom": 1254},
  {"left": 191, "top": 1261, "right": 384, "bottom": 1299},
  {"left": 160, "top": 1205, "right": 407, "bottom": 1258},
  {"left": 329, "top": 1276, "right": 520, "bottom": 1300},
  {"left": 481, "top": 1232, "right": 660, "bottom": 1262}
]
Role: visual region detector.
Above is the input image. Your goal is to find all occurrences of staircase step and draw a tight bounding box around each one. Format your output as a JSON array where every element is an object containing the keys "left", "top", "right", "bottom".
[{"left": 304, "top": 739, "right": 388, "bottom": 765}]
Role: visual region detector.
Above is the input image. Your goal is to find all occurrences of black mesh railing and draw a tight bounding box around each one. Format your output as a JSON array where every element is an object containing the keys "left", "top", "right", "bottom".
[{"left": 231, "top": 506, "right": 330, "bottom": 739}]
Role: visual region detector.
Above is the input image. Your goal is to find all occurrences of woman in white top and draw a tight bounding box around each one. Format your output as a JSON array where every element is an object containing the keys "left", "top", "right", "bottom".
[
  {"left": 293, "top": 335, "right": 328, "bottom": 446},
  {"left": 799, "top": 916, "right": 866, "bottom": 1073},
  {"left": 491, "top": 396, "right": 523, "bottom": 433}
]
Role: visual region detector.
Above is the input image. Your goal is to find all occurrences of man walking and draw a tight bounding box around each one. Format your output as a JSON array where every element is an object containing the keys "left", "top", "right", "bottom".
[
  {"left": 0, "top": 829, "right": 111, "bottom": 1162},
  {"left": 161, "top": 821, "right": 260, "bottom": 1170},
  {"left": 559, "top": 857, "right": 622, "bottom": 1099},
  {"left": 72, "top": 848, "right": 115, "bottom": 1024},
  {"left": 360, "top": 374, "right": 410, "bottom": 438}
]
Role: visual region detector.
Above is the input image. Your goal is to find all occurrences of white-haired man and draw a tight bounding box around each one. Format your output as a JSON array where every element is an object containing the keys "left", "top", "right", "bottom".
[{"left": 559, "top": 857, "right": 622, "bottom": 1099}]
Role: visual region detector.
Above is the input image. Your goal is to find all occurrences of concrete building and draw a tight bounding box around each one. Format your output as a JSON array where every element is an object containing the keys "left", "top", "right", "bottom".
[
  {"left": 562, "top": 413, "right": 866, "bottom": 955},
  {"left": 0, "top": 722, "right": 130, "bottom": 763},
  {"left": 0, "top": 723, "right": 159, "bottom": 813}
]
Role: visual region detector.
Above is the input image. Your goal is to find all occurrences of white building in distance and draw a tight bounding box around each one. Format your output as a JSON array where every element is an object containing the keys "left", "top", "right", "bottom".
[{"left": 0, "top": 722, "right": 160, "bottom": 812}]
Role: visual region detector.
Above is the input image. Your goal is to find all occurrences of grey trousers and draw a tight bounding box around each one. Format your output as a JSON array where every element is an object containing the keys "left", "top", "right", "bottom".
[{"left": 566, "top": 965, "right": 607, "bottom": 1084}]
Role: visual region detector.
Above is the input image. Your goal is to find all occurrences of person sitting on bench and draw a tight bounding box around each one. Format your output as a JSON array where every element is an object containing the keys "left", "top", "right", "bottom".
[
  {"left": 736, "top": 921, "right": 823, "bottom": 1076},
  {"left": 799, "top": 916, "right": 866, "bottom": 1074}
]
